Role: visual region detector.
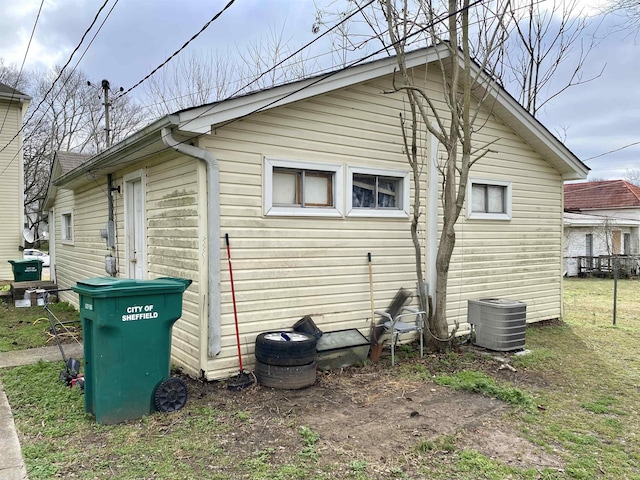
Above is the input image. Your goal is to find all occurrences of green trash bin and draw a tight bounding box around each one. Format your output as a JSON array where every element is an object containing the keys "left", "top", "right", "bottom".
[
  {"left": 73, "top": 277, "right": 192, "bottom": 425},
  {"left": 8, "top": 259, "right": 43, "bottom": 282}
]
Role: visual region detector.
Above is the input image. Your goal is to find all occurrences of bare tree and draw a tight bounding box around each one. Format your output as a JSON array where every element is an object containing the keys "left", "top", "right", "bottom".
[
  {"left": 238, "top": 24, "right": 319, "bottom": 91},
  {"left": 316, "top": 1, "right": 507, "bottom": 348},
  {"left": 142, "top": 50, "right": 240, "bottom": 118},
  {"left": 386, "top": 0, "right": 510, "bottom": 348},
  {"left": 0, "top": 58, "right": 30, "bottom": 92},
  {"left": 20, "top": 66, "right": 144, "bottom": 245},
  {"left": 624, "top": 168, "right": 640, "bottom": 186},
  {"left": 141, "top": 28, "right": 318, "bottom": 118},
  {"left": 312, "top": 0, "right": 602, "bottom": 349},
  {"left": 604, "top": 0, "right": 640, "bottom": 29},
  {"left": 505, "top": 0, "right": 603, "bottom": 117}
]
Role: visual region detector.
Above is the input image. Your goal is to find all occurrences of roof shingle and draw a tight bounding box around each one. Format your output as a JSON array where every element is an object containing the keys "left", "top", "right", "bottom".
[
  {"left": 564, "top": 180, "right": 640, "bottom": 210},
  {"left": 55, "top": 151, "right": 92, "bottom": 174}
]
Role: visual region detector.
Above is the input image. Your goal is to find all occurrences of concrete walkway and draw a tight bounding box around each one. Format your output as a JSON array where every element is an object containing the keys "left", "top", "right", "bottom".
[{"left": 0, "top": 344, "right": 84, "bottom": 480}]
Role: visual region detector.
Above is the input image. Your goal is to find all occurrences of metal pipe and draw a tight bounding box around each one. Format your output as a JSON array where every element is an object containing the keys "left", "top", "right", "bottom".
[{"left": 161, "top": 127, "right": 222, "bottom": 359}]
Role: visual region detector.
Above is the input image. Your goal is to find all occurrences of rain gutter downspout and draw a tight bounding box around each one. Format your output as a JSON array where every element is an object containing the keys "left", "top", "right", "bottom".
[
  {"left": 161, "top": 127, "right": 221, "bottom": 359},
  {"left": 427, "top": 134, "right": 439, "bottom": 302}
]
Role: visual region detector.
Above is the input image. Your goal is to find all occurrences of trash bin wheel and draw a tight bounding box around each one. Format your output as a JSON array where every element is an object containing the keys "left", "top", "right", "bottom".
[{"left": 154, "top": 377, "right": 188, "bottom": 413}]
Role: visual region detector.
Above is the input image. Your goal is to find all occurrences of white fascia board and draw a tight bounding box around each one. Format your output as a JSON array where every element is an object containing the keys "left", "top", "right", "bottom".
[
  {"left": 55, "top": 115, "right": 179, "bottom": 188},
  {"left": 564, "top": 215, "right": 640, "bottom": 227},
  {"left": 178, "top": 46, "right": 450, "bottom": 134}
]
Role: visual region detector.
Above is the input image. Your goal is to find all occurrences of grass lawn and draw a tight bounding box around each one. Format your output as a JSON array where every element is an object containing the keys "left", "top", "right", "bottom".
[
  {"left": 0, "top": 301, "right": 80, "bottom": 352},
  {"left": 1, "top": 278, "right": 639, "bottom": 479}
]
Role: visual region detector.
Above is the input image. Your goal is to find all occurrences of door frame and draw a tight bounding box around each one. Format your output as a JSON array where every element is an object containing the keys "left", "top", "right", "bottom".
[{"left": 123, "top": 169, "right": 147, "bottom": 279}]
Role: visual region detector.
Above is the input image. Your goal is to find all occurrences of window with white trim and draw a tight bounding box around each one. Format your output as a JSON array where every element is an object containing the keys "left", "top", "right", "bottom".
[
  {"left": 347, "top": 167, "right": 410, "bottom": 218},
  {"left": 61, "top": 211, "right": 74, "bottom": 243},
  {"left": 264, "top": 158, "right": 343, "bottom": 217},
  {"left": 467, "top": 178, "right": 512, "bottom": 220}
]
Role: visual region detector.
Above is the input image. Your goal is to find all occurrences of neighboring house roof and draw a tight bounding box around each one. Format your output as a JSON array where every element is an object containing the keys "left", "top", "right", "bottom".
[
  {"left": 43, "top": 151, "right": 93, "bottom": 210},
  {"left": 0, "top": 81, "right": 30, "bottom": 101},
  {"left": 564, "top": 180, "right": 640, "bottom": 211},
  {"left": 56, "top": 150, "right": 93, "bottom": 174},
  {"left": 564, "top": 211, "right": 640, "bottom": 227},
  {"left": 52, "top": 44, "right": 590, "bottom": 190}
]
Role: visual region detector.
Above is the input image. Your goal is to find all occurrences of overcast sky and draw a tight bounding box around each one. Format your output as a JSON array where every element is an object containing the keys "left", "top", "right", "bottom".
[{"left": 1, "top": 0, "right": 638, "bottom": 181}]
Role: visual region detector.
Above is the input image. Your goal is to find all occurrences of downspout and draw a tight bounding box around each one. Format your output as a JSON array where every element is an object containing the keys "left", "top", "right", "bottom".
[
  {"left": 427, "top": 134, "right": 439, "bottom": 302},
  {"left": 161, "top": 127, "right": 222, "bottom": 358}
]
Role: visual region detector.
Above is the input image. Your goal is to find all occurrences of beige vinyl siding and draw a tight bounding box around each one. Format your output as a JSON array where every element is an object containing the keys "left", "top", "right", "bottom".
[
  {"left": 0, "top": 101, "right": 24, "bottom": 280},
  {"left": 54, "top": 183, "right": 113, "bottom": 303},
  {"left": 199, "top": 69, "right": 564, "bottom": 379},
  {"left": 144, "top": 155, "right": 202, "bottom": 377},
  {"left": 53, "top": 153, "right": 203, "bottom": 377},
  {"left": 200, "top": 77, "right": 425, "bottom": 378},
  {"left": 446, "top": 106, "right": 563, "bottom": 329}
]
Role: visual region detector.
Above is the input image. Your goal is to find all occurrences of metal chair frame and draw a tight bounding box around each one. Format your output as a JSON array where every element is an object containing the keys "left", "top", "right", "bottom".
[{"left": 374, "top": 306, "right": 426, "bottom": 366}]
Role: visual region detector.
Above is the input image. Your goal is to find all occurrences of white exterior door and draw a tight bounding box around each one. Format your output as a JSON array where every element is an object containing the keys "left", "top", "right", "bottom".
[
  {"left": 49, "top": 207, "right": 56, "bottom": 282},
  {"left": 124, "top": 170, "right": 146, "bottom": 279}
]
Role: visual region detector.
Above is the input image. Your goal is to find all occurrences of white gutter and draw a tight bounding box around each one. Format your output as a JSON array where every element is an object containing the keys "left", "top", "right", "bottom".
[
  {"left": 427, "top": 133, "right": 439, "bottom": 300},
  {"left": 161, "top": 127, "right": 222, "bottom": 360}
]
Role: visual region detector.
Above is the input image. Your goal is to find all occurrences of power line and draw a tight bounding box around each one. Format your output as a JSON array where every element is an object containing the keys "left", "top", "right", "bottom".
[
  {"left": 178, "top": 0, "right": 380, "bottom": 131},
  {"left": 118, "top": 0, "right": 236, "bottom": 99},
  {"left": 583, "top": 141, "right": 640, "bottom": 162},
  {"left": 137, "top": 35, "right": 384, "bottom": 114},
  {"left": 0, "top": 0, "right": 44, "bottom": 136},
  {"left": 0, "top": 0, "right": 112, "bottom": 157},
  {"left": 86, "top": 0, "right": 378, "bottom": 172},
  {"left": 82, "top": 0, "right": 483, "bottom": 175},
  {"left": 0, "top": 0, "right": 119, "bottom": 178}
]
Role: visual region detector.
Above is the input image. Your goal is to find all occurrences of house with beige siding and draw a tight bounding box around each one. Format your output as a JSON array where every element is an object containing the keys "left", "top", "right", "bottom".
[
  {"left": 44, "top": 46, "right": 588, "bottom": 380},
  {"left": 0, "top": 82, "right": 30, "bottom": 280}
]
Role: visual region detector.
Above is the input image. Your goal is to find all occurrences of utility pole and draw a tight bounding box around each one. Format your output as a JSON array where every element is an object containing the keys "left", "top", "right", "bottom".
[{"left": 102, "top": 79, "right": 111, "bottom": 148}]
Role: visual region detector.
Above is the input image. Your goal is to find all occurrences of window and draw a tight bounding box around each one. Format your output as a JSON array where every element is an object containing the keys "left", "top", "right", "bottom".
[
  {"left": 347, "top": 167, "right": 410, "bottom": 218},
  {"left": 624, "top": 232, "right": 631, "bottom": 255},
  {"left": 61, "top": 211, "right": 73, "bottom": 244},
  {"left": 467, "top": 178, "right": 512, "bottom": 220},
  {"left": 264, "top": 158, "right": 343, "bottom": 217},
  {"left": 273, "top": 168, "right": 333, "bottom": 207}
]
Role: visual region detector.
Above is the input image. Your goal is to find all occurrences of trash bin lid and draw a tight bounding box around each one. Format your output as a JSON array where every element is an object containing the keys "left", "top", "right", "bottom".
[
  {"left": 8, "top": 259, "right": 43, "bottom": 264},
  {"left": 73, "top": 277, "right": 191, "bottom": 298}
]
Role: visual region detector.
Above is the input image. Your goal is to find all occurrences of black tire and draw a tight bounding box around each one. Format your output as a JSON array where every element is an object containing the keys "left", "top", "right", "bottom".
[
  {"left": 154, "top": 377, "right": 188, "bottom": 413},
  {"left": 255, "top": 331, "right": 317, "bottom": 366},
  {"left": 255, "top": 360, "right": 316, "bottom": 390}
]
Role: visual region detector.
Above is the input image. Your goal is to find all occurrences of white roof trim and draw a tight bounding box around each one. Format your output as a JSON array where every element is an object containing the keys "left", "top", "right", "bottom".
[
  {"left": 564, "top": 212, "right": 640, "bottom": 227},
  {"left": 177, "top": 46, "right": 449, "bottom": 134},
  {"left": 176, "top": 44, "right": 587, "bottom": 181}
]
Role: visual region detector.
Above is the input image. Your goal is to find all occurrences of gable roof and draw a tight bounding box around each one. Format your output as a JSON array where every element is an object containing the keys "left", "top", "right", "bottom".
[
  {"left": 43, "top": 151, "right": 93, "bottom": 210},
  {"left": 564, "top": 180, "right": 640, "bottom": 211},
  {"left": 56, "top": 150, "right": 92, "bottom": 174},
  {"left": 0, "top": 81, "right": 30, "bottom": 101},
  {"left": 53, "top": 44, "right": 589, "bottom": 190}
]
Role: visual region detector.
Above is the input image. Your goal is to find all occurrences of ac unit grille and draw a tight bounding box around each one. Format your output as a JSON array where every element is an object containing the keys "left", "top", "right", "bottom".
[{"left": 467, "top": 298, "right": 526, "bottom": 351}]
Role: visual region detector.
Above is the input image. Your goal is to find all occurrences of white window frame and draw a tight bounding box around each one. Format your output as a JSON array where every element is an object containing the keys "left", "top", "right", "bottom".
[
  {"left": 264, "top": 157, "right": 344, "bottom": 217},
  {"left": 347, "top": 166, "right": 410, "bottom": 218},
  {"left": 467, "top": 178, "right": 512, "bottom": 221},
  {"left": 60, "top": 210, "right": 74, "bottom": 244}
]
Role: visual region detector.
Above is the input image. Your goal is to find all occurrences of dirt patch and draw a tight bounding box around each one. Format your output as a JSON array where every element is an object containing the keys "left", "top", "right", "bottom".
[{"left": 185, "top": 355, "right": 563, "bottom": 477}]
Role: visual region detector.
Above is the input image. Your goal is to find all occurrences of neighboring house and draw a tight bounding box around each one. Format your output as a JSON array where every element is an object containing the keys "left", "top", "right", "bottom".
[
  {"left": 0, "top": 82, "right": 30, "bottom": 280},
  {"left": 45, "top": 151, "right": 92, "bottom": 282},
  {"left": 563, "top": 180, "right": 640, "bottom": 277},
  {"left": 44, "top": 46, "right": 588, "bottom": 380}
]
